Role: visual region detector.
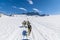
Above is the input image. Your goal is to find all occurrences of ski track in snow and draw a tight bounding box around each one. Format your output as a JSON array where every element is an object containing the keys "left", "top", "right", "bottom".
[{"left": 0, "top": 15, "right": 60, "bottom": 40}]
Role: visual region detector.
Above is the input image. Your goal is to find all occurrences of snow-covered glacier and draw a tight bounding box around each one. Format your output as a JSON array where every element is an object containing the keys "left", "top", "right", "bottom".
[{"left": 0, "top": 14, "right": 60, "bottom": 40}]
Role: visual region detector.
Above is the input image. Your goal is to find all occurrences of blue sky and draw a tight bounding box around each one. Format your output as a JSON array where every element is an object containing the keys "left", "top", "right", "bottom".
[{"left": 0, "top": 0, "right": 60, "bottom": 15}]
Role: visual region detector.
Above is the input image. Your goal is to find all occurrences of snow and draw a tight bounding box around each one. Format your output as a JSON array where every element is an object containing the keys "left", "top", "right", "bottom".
[{"left": 0, "top": 14, "right": 60, "bottom": 40}]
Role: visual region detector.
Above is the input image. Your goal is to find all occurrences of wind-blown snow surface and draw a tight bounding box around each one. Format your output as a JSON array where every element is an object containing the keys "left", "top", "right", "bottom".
[{"left": 0, "top": 15, "right": 60, "bottom": 40}]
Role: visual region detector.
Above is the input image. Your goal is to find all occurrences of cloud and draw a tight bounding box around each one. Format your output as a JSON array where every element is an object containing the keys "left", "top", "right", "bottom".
[
  {"left": 19, "top": 8, "right": 27, "bottom": 11},
  {"left": 27, "top": 0, "right": 33, "bottom": 4},
  {"left": 12, "top": 6, "right": 27, "bottom": 11},
  {"left": 33, "top": 8, "right": 42, "bottom": 13}
]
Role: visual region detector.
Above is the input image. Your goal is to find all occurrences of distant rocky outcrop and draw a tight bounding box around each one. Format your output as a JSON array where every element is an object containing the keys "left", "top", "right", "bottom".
[
  {"left": 21, "top": 12, "right": 49, "bottom": 16},
  {"left": 22, "top": 12, "right": 40, "bottom": 16},
  {"left": 0, "top": 12, "right": 49, "bottom": 17}
]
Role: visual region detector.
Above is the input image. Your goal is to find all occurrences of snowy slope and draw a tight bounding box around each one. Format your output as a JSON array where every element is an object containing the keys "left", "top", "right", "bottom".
[{"left": 0, "top": 15, "right": 60, "bottom": 40}]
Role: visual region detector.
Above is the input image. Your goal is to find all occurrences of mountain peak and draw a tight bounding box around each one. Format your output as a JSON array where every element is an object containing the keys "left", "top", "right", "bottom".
[{"left": 22, "top": 12, "right": 40, "bottom": 16}]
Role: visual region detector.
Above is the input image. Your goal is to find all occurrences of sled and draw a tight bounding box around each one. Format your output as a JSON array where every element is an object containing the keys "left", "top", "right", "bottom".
[{"left": 22, "top": 39, "right": 29, "bottom": 40}]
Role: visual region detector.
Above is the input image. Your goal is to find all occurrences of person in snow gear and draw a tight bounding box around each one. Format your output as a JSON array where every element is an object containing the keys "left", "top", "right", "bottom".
[
  {"left": 22, "top": 20, "right": 26, "bottom": 26},
  {"left": 26, "top": 21, "right": 32, "bottom": 36},
  {"left": 27, "top": 24, "right": 32, "bottom": 36},
  {"left": 22, "top": 30, "right": 27, "bottom": 36},
  {"left": 26, "top": 21, "right": 30, "bottom": 25}
]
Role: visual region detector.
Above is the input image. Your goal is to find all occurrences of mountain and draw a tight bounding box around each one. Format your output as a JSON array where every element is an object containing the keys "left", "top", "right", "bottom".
[
  {"left": 0, "top": 12, "right": 49, "bottom": 17},
  {"left": 7, "top": 12, "right": 49, "bottom": 16},
  {"left": 22, "top": 12, "right": 49, "bottom": 16},
  {"left": 22, "top": 12, "right": 40, "bottom": 16}
]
